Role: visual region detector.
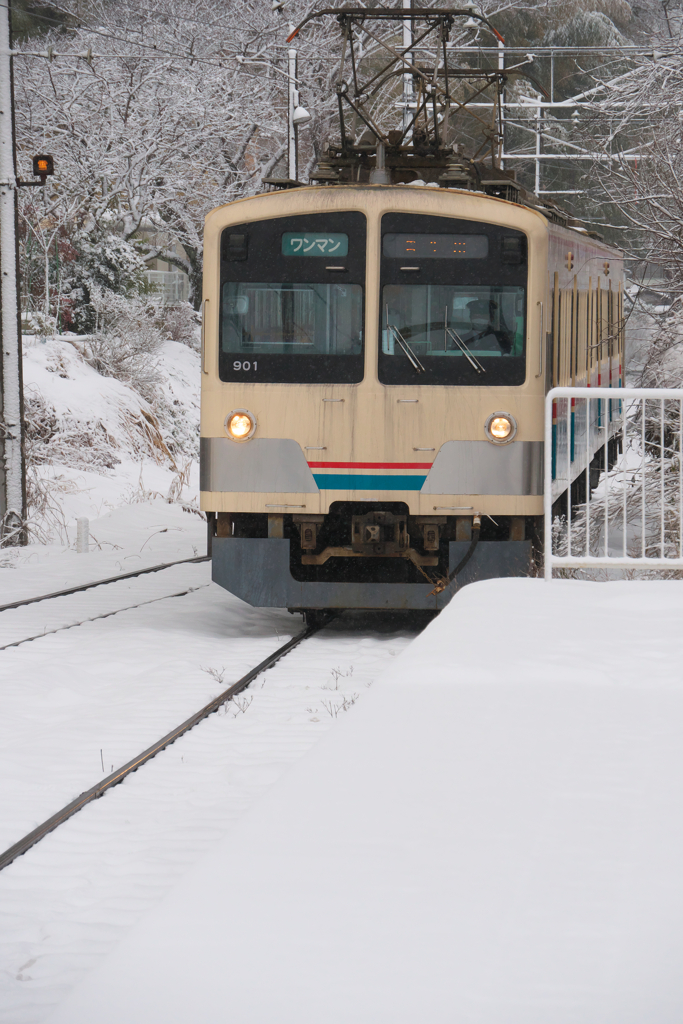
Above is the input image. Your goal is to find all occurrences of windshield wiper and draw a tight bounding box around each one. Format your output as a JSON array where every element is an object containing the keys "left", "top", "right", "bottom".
[
  {"left": 386, "top": 306, "right": 425, "bottom": 373},
  {"left": 444, "top": 308, "right": 486, "bottom": 374}
]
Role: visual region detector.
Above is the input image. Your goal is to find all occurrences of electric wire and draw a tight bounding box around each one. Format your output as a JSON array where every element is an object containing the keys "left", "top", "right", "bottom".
[
  {"left": 429, "top": 520, "right": 481, "bottom": 595},
  {"left": 2, "top": 2, "right": 284, "bottom": 70},
  {"left": 4, "top": 2, "right": 667, "bottom": 71}
]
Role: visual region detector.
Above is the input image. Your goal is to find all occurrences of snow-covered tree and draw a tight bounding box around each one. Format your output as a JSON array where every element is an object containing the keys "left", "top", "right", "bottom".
[
  {"left": 13, "top": 0, "right": 640, "bottom": 324},
  {"left": 14, "top": 0, "right": 295, "bottom": 313}
]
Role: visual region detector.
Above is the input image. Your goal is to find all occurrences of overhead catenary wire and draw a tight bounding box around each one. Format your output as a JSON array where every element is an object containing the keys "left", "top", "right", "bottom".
[
  {"left": 4, "top": 7, "right": 666, "bottom": 95},
  {"left": 2, "top": 0, "right": 392, "bottom": 74},
  {"left": 3, "top": 1, "right": 671, "bottom": 74},
  {"left": 6, "top": 0, "right": 675, "bottom": 59},
  {"left": 4, "top": 7, "right": 657, "bottom": 213}
]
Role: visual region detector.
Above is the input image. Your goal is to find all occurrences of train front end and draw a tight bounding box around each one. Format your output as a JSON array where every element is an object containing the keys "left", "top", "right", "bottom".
[{"left": 201, "top": 185, "right": 548, "bottom": 613}]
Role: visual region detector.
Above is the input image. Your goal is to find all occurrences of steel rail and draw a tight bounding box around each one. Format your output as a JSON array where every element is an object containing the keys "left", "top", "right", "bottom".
[
  {"left": 0, "top": 620, "right": 327, "bottom": 872},
  {"left": 0, "top": 585, "right": 209, "bottom": 651},
  {"left": 0, "top": 554, "right": 210, "bottom": 613}
]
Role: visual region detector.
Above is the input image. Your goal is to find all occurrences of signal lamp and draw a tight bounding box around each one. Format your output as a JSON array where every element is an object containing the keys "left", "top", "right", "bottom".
[
  {"left": 32, "top": 154, "right": 54, "bottom": 180},
  {"left": 485, "top": 412, "right": 517, "bottom": 444},
  {"left": 225, "top": 410, "right": 256, "bottom": 442}
]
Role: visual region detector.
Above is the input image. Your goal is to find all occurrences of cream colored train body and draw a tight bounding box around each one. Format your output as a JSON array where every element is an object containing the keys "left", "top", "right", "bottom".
[{"left": 201, "top": 184, "right": 624, "bottom": 613}]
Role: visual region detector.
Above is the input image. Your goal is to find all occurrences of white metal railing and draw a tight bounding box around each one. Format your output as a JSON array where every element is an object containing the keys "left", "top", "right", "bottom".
[
  {"left": 144, "top": 270, "right": 189, "bottom": 303},
  {"left": 544, "top": 387, "right": 683, "bottom": 580}
]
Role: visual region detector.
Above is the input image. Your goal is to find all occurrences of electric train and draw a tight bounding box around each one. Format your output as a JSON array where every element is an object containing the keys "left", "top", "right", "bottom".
[{"left": 200, "top": 182, "right": 624, "bottom": 619}]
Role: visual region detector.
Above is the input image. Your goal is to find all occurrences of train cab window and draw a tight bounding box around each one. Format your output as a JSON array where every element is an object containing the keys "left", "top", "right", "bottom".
[
  {"left": 219, "top": 212, "right": 365, "bottom": 384},
  {"left": 379, "top": 214, "right": 527, "bottom": 386}
]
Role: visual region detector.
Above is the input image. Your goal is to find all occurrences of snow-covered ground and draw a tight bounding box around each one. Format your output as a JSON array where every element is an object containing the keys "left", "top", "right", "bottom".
[
  {"left": 5, "top": 576, "right": 679, "bottom": 1024},
  {"left": 1, "top": 335, "right": 419, "bottom": 1022},
  {"left": 4, "top": 330, "right": 683, "bottom": 1022},
  {"left": 0, "top": 554, "right": 417, "bottom": 1023},
  {"left": 0, "top": 501, "right": 206, "bottom": 608}
]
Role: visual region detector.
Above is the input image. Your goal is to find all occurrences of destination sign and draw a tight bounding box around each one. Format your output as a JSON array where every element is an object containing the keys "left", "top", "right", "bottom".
[
  {"left": 383, "top": 233, "right": 488, "bottom": 259},
  {"left": 282, "top": 233, "right": 349, "bottom": 256}
]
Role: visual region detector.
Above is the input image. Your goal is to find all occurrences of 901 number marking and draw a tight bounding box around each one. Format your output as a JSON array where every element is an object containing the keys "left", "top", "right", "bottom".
[{"left": 233, "top": 360, "right": 257, "bottom": 371}]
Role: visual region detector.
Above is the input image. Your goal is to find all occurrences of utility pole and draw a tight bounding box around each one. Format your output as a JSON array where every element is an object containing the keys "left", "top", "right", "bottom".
[
  {"left": 0, "top": 0, "right": 25, "bottom": 544},
  {"left": 287, "top": 47, "right": 310, "bottom": 183},
  {"left": 288, "top": 48, "right": 297, "bottom": 181},
  {"left": 498, "top": 38, "right": 505, "bottom": 169},
  {"left": 535, "top": 97, "right": 542, "bottom": 195},
  {"left": 402, "top": 0, "right": 413, "bottom": 137}
]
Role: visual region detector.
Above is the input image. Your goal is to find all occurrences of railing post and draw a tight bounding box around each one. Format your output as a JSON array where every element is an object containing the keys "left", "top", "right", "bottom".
[
  {"left": 0, "top": 0, "right": 26, "bottom": 545},
  {"left": 544, "top": 390, "right": 554, "bottom": 580}
]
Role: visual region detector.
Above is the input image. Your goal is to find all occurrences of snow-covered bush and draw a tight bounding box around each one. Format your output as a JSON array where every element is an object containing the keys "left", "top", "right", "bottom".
[
  {"left": 21, "top": 333, "right": 201, "bottom": 543},
  {"left": 155, "top": 303, "right": 201, "bottom": 351},
  {"left": 24, "top": 391, "right": 120, "bottom": 471},
  {"left": 63, "top": 233, "right": 150, "bottom": 334},
  {"left": 80, "top": 291, "right": 165, "bottom": 404},
  {"left": 24, "top": 311, "right": 58, "bottom": 338}
]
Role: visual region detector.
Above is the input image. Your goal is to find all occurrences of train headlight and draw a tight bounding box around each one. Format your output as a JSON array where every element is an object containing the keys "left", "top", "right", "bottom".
[
  {"left": 225, "top": 409, "right": 256, "bottom": 441},
  {"left": 485, "top": 412, "right": 517, "bottom": 444}
]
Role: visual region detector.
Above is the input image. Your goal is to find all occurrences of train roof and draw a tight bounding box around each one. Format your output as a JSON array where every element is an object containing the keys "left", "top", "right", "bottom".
[{"left": 210, "top": 179, "right": 621, "bottom": 254}]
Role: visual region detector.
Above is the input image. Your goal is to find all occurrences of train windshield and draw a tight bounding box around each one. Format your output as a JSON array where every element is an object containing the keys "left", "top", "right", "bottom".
[
  {"left": 379, "top": 214, "right": 527, "bottom": 386},
  {"left": 219, "top": 213, "right": 365, "bottom": 384}
]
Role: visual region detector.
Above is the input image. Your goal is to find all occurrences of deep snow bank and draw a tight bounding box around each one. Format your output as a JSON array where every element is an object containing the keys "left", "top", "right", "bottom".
[
  {"left": 45, "top": 578, "right": 683, "bottom": 1024},
  {"left": 1, "top": 334, "right": 201, "bottom": 572}
]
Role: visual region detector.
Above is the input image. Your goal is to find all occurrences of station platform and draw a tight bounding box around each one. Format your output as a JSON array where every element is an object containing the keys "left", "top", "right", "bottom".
[{"left": 46, "top": 578, "right": 683, "bottom": 1024}]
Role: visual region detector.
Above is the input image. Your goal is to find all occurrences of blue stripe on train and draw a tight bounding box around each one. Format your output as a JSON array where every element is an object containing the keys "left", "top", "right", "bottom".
[{"left": 312, "top": 474, "right": 427, "bottom": 491}]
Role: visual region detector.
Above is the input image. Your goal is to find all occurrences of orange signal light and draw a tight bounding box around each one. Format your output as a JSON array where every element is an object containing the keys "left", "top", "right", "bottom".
[{"left": 32, "top": 154, "right": 54, "bottom": 178}]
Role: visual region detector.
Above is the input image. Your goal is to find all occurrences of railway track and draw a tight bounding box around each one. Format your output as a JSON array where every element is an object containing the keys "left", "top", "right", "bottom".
[
  {"left": 0, "top": 556, "right": 211, "bottom": 651},
  {"left": 0, "top": 553, "right": 210, "bottom": 613},
  {"left": 0, "top": 617, "right": 328, "bottom": 872},
  {"left": 0, "top": 607, "right": 414, "bottom": 1020}
]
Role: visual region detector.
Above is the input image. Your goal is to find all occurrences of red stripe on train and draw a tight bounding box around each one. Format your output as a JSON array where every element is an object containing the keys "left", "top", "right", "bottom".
[{"left": 307, "top": 461, "right": 433, "bottom": 470}]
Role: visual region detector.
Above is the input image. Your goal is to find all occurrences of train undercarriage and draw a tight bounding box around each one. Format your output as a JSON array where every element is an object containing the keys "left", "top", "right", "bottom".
[{"left": 208, "top": 505, "right": 539, "bottom": 614}]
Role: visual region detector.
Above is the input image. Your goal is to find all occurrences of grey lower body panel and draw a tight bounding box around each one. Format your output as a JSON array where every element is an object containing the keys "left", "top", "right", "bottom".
[
  {"left": 200, "top": 437, "right": 318, "bottom": 493},
  {"left": 421, "top": 440, "right": 543, "bottom": 495},
  {"left": 212, "top": 537, "right": 532, "bottom": 611}
]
